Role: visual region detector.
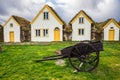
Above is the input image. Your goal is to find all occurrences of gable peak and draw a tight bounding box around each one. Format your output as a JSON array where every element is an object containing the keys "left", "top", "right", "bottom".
[
  {"left": 103, "top": 18, "right": 120, "bottom": 29},
  {"left": 69, "top": 10, "right": 94, "bottom": 24}
]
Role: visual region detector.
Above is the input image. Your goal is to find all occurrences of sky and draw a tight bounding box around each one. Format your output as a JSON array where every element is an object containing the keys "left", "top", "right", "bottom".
[{"left": 0, "top": 0, "right": 120, "bottom": 24}]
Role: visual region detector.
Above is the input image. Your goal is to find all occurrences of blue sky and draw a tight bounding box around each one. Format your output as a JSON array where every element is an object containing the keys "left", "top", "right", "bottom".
[{"left": 0, "top": 0, "right": 120, "bottom": 24}]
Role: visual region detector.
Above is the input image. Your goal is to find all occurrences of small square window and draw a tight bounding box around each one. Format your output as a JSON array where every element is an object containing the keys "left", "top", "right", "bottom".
[
  {"left": 10, "top": 23, "right": 13, "bottom": 27},
  {"left": 110, "top": 27, "right": 114, "bottom": 29}
]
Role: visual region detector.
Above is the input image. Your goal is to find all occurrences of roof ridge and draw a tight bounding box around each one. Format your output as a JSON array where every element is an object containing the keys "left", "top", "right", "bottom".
[
  {"left": 69, "top": 10, "right": 94, "bottom": 24},
  {"left": 95, "top": 18, "right": 120, "bottom": 32},
  {"left": 12, "top": 15, "right": 30, "bottom": 22},
  {"left": 10, "top": 15, "right": 30, "bottom": 27},
  {"left": 31, "top": 4, "right": 66, "bottom": 25},
  {"left": 48, "top": 5, "right": 66, "bottom": 25}
]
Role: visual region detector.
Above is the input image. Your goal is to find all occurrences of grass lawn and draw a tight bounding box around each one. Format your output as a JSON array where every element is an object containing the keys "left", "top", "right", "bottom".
[{"left": 0, "top": 41, "right": 120, "bottom": 80}]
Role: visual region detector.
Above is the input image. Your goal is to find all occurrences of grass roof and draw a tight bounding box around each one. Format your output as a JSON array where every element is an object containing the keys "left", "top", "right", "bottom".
[
  {"left": 46, "top": 5, "right": 66, "bottom": 25},
  {"left": 95, "top": 18, "right": 120, "bottom": 33},
  {"left": 69, "top": 10, "right": 94, "bottom": 24},
  {"left": 118, "top": 21, "right": 120, "bottom": 26},
  {"left": 64, "top": 24, "right": 72, "bottom": 33},
  {"left": 0, "top": 24, "right": 3, "bottom": 29},
  {"left": 95, "top": 19, "right": 112, "bottom": 33},
  {"left": 12, "top": 15, "right": 30, "bottom": 27}
]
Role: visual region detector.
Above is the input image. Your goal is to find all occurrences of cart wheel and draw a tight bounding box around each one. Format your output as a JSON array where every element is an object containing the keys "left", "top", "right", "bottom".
[{"left": 69, "top": 44, "right": 99, "bottom": 72}]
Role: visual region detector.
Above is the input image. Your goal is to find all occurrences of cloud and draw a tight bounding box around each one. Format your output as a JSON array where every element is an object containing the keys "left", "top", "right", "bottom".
[
  {"left": 0, "top": 0, "right": 46, "bottom": 24},
  {"left": 55, "top": 0, "right": 120, "bottom": 22},
  {"left": 46, "top": 2, "right": 55, "bottom": 8},
  {"left": 0, "top": 0, "right": 120, "bottom": 24}
]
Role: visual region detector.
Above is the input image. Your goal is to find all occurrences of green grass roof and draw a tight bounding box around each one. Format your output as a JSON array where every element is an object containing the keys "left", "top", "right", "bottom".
[
  {"left": 0, "top": 24, "right": 3, "bottom": 29},
  {"left": 12, "top": 15, "right": 30, "bottom": 30},
  {"left": 12, "top": 15, "right": 30, "bottom": 27}
]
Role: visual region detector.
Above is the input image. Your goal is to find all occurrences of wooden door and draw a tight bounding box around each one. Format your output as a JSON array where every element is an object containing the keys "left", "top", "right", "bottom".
[
  {"left": 109, "top": 30, "right": 114, "bottom": 41},
  {"left": 54, "top": 28, "right": 60, "bottom": 41},
  {"left": 10, "top": 32, "right": 14, "bottom": 42}
]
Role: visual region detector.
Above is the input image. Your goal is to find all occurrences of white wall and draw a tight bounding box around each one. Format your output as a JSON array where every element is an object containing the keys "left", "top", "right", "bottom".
[
  {"left": 72, "top": 14, "right": 91, "bottom": 41},
  {"left": 4, "top": 19, "right": 20, "bottom": 42},
  {"left": 104, "top": 22, "right": 119, "bottom": 41},
  {"left": 31, "top": 8, "right": 63, "bottom": 42}
]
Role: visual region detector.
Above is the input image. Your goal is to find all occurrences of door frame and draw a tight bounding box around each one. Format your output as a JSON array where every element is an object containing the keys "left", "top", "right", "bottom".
[
  {"left": 54, "top": 27, "right": 60, "bottom": 41},
  {"left": 108, "top": 29, "right": 114, "bottom": 41},
  {"left": 9, "top": 31, "right": 14, "bottom": 42}
]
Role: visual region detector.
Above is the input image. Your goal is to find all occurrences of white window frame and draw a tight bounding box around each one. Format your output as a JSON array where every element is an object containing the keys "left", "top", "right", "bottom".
[
  {"left": 10, "top": 23, "right": 13, "bottom": 27},
  {"left": 43, "top": 12, "right": 49, "bottom": 20},
  {"left": 43, "top": 29, "right": 49, "bottom": 37},
  {"left": 79, "top": 17, "right": 84, "bottom": 24},
  {"left": 78, "top": 28, "right": 84, "bottom": 35},
  {"left": 35, "top": 29, "right": 40, "bottom": 37}
]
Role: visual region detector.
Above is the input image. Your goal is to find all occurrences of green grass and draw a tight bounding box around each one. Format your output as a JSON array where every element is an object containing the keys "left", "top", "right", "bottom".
[{"left": 0, "top": 41, "right": 120, "bottom": 80}]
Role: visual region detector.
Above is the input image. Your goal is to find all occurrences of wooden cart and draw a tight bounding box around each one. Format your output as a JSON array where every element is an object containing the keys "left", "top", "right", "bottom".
[{"left": 35, "top": 41, "right": 103, "bottom": 72}]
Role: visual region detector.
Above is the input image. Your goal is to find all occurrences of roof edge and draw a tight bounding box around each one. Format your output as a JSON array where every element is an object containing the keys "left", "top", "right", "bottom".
[{"left": 30, "top": 4, "right": 65, "bottom": 25}]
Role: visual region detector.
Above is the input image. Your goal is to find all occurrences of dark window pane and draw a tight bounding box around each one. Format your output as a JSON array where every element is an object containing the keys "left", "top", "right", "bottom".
[
  {"left": 82, "top": 17, "right": 84, "bottom": 23},
  {"left": 36, "top": 30, "right": 37, "bottom": 36},
  {"left": 10, "top": 23, "right": 13, "bottom": 27},
  {"left": 79, "top": 17, "right": 84, "bottom": 24},
  {"left": 82, "top": 29, "right": 84, "bottom": 35},
  {"left": 78, "top": 29, "right": 84, "bottom": 35},
  {"left": 79, "top": 18, "right": 80, "bottom": 23},
  {"left": 46, "top": 29, "right": 48, "bottom": 34},
  {"left": 44, "top": 12, "right": 48, "bottom": 19},
  {"left": 43, "top": 29, "right": 45, "bottom": 36},
  {"left": 36, "top": 29, "right": 40, "bottom": 36}
]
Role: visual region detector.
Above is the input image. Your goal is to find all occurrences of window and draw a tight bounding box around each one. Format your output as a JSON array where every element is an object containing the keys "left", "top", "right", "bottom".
[
  {"left": 43, "top": 29, "right": 49, "bottom": 37},
  {"left": 36, "top": 29, "right": 40, "bottom": 37},
  {"left": 43, "top": 12, "right": 49, "bottom": 20},
  {"left": 110, "top": 27, "right": 114, "bottom": 29},
  {"left": 79, "top": 17, "right": 84, "bottom": 23},
  {"left": 78, "top": 29, "right": 84, "bottom": 35},
  {"left": 10, "top": 23, "right": 13, "bottom": 27}
]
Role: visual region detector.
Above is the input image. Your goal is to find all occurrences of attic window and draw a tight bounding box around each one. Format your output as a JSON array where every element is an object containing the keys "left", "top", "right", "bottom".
[
  {"left": 110, "top": 27, "right": 114, "bottom": 29},
  {"left": 43, "top": 12, "right": 49, "bottom": 20},
  {"left": 79, "top": 17, "right": 84, "bottom": 24},
  {"left": 10, "top": 23, "right": 13, "bottom": 27}
]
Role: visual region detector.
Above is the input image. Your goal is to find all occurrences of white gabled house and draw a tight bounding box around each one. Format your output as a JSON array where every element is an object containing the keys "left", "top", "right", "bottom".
[
  {"left": 31, "top": 4, "right": 65, "bottom": 42},
  {"left": 3, "top": 15, "right": 30, "bottom": 42},
  {"left": 103, "top": 18, "right": 120, "bottom": 41},
  {"left": 69, "top": 10, "right": 94, "bottom": 41}
]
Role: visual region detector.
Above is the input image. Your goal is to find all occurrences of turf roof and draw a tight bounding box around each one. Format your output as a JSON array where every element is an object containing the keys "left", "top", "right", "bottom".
[
  {"left": 69, "top": 10, "right": 94, "bottom": 24},
  {"left": 48, "top": 5, "right": 66, "bottom": 25},
  {"left": 95, "top": 19, "right": 111, "bottom": 33},
  {"left": 12, "top": 15, "right": 30, "bottom": 27},
  {"left": 0, "top": 24, "right": 3, "bottom": 27},
  {"left": 64, "top": 24, "right": 72, "bottom": 33},
  {"left": 95, "top": 18, "right": 120, "bottom": 33}
]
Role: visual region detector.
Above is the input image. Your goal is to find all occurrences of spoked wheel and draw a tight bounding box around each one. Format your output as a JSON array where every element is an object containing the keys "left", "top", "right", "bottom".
[{"left": 69, "top": 43, "right": 99, "bottom": 72}]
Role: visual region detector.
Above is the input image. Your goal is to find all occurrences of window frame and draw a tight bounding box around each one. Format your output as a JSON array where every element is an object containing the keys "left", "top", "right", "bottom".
[
  {"left": 43, "top": 12, "right": 49, "bottom": 20},
  {"left": 35, "top": 29, "right": 40, "bottom": 37},
  {"left": 79, "top": 17, "right": 84, "bottom": 24},
  {"left": 10, "top": 23, "right": 13, "bottom": 27},
  {"left": 78, "top": 28, "right": 85, "bottom": 36},
  {"left": 43, "top": 29, "right": 49, "bottom": 37}
]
